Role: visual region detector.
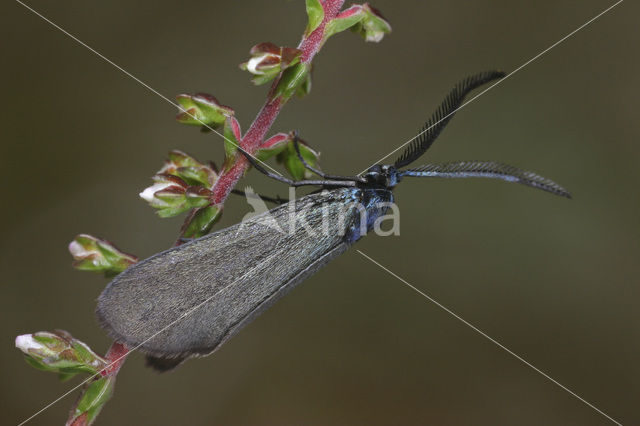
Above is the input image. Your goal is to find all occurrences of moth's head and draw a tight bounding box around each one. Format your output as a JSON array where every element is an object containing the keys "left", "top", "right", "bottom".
[{"left": 363, "top": 164, "right": 400, "bottom": 189}]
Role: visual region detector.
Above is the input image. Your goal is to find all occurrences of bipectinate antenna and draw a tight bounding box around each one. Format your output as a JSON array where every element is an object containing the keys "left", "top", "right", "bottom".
[
  {"left": 400, "top": 161, "right": 571, "bottom": 198},
  {"left": 394, "top": 71, "right": 505, "bottom": 168}
]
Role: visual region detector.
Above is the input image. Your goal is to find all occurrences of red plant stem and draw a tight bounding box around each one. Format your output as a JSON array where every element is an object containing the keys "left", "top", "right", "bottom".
[
  {"left": 211, "top": 96, "right": 282, "bottom": 204},
  {"left": 68, "top": 412, "right": 88, "bottom": 426},
  {"left": 102, "top": 341, "right": 129, "bottom": 377},
  {"left": 211, "top": 0, "right": 346, "bottom": 205},
  {"left": 298, "top": 0, "right": 345, "bottom": 63},
  {"left": 67, "top": 342, "right": 128, "bottom": 425}
]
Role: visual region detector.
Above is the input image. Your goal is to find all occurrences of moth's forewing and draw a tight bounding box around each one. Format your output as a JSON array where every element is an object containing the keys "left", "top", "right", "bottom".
[{"left": 96, "top": 188, "right": 365, "bottom": 359}]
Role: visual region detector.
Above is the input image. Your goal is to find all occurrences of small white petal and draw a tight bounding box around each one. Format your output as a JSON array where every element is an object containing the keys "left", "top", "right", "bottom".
[
  {"left": 139, "top": 182, "right": 172, "bottom": 204},
  {"left": 15, "top": 334, "right": 45, "bottom": 352},
  {"left": 365, "top": 32, "right": 384, "bottom": 42},
  {"left": 68, "top": 240, "right": 91, "bottom": 258},
  {"left": 139, "top": 187, "right": 156, "bottom": 202},
  {"left": 247, "top": 54, "right": 271, "bottom": 75}
]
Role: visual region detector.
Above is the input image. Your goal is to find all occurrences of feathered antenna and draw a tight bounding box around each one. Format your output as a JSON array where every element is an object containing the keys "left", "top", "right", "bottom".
[
  {"left": 394, "top": 71, "right": 505, "bottom": 168},
  {"left": 400, "top": 161, "right": 572, "bottom": 198}
]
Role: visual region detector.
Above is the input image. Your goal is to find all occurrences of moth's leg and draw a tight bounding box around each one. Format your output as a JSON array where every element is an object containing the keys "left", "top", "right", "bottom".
[
  {"left": 237, "top": 145, "right": 357, "bottom": 188},
  {"left": 230, "top": 189, "right": 288, "bottom": 205},
  {"left": 292, "top": 132, "right": 367, "bottom": 183}
]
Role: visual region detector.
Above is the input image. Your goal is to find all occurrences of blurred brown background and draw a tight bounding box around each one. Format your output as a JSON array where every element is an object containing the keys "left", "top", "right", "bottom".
[{"left": 2, "top": 0, "right": 638, "bottom": 424}]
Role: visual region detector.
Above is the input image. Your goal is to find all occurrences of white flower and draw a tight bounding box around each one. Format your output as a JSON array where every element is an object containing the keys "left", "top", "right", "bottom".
[
  {"left": 68, "top": 240, "right": 91, "bottom": 258},
  {"left": 15, "top": 334, "right": 48, "bottom": 355},
  {"left": 139, "top": 182, "right": 174, "bottom": 206},
  {"left": 247, "top": 53, "right": 274, "bottom": 75}
]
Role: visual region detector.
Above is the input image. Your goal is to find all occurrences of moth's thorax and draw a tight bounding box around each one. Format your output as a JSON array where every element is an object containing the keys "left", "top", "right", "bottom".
[{"left": 345, "top": 187, "right": 394, "bottom": 243}]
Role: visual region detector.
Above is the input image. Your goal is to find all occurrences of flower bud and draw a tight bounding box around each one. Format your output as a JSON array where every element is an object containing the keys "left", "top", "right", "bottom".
[
  {"left": 140, "top": 174, "right": 212, "bottom": 218},
  {"left": 15, "top": 330, "right": 107, "bottom": 376},
  {"left": 160, "top": 150, "right": 218, "bottom": 187},
  {"left": 140, "top": 174, "right": 186, "bottom": 205},
  {"left": 175, "top": 93, "right": 234, "bottom": 128},
  {"left": 351, "top": 4, "right": 391, "bottom": 42},
  {"left": 240, "top": 43, "right": 303, "bottom": 86},
  {"left": 69, "top": 235, "right": 137, "bottom": 276}
]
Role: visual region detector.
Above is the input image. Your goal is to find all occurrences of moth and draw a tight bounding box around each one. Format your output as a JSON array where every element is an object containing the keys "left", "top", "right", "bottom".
[{"left": 97, "top": 71, "right": 570, "bottom": 370}]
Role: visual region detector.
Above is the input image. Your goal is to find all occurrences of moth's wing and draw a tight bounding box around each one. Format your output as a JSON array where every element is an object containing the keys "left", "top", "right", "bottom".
[
  {"left": 144, "top": 241, "right": 349, "bottom": 371},
  {"left": 145, "top": 355, "right": 186, "bottom": 372},
  {"left": 96, "top": 188, "right": 360, "bottom": 360}
]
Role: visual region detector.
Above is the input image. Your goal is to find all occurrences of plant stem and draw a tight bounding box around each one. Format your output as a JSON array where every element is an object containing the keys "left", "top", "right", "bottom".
[
  {"left": 211, "top": 0, "right": 346, "bottom": 205},
  {"left": 102, "top": 342, "right": 128, "bottom": 376}
]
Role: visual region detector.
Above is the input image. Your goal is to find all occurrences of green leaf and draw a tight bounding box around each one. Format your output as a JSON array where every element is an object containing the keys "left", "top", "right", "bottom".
[
  {"left": 23, "top": 355, "right": 55, "bottom": 372},
  {"left": 175, "top": 93, "right": 234, "bottom": 129},
  {"left": 168, "top": 150, "right": 200, "bottom": 168},
  {"left": 273, "top": 63, "right": 311, "bottom": 103},
  {"left": 276, "top": 140, "right": 320, "bottom": 180},
  {"left": 251, "top": 68, "right": 281, "bottom": 86},
  {"left": 305, "top": 0, "right": 324, "bottom": 36},
  {"left": 185, "top": 187, "right": 213, "bottom": 208},
  {"left": 71, "top": 340, "right": 105, "bottom": 369},
  {"left": 58, "top": 371, "right": 79, "bottom": 382},
  {"left": 325, "top": 5, "right": 365, "bottom": 39},
  {"left": 181, "top": 205, "right": 222, "bottom": 239},
  {"left": 175, "top": 166, "right": 214, "bottom": 187},
  {"left": 159, "top": 151, "right": 217, "bottom": 188},
  {"left": 254, "top": 133, "right": 291, "bottom": 162},
  {"left": 70, "top": 376, "right": 115, "bottom": 425},
  {"left": 223, "top": 118, "right": 241, "bottom": 166},
  {"left": 295, "top": 69, "right": 313, "bottom": 98},
  {"left": 156, "top": 207, "right": 189, "bottom": 218}
]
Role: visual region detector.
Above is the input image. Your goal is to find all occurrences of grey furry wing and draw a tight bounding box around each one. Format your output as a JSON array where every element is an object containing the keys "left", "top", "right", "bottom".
[
  {"left": 145, "top": 241, "right": 350, "bottom": 371},
  {"left": 96, "top": 189, "right": 359, "bottom": 360}
]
